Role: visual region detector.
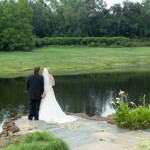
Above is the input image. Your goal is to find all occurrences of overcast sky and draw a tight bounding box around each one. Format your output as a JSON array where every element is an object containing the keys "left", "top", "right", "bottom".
[{"left": 106, "top": 0, "right": 143, "bottom": 8}]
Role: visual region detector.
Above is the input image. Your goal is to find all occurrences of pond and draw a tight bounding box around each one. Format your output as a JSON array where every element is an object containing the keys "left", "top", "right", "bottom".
[{"left": 0, "top": 72, "right": 150, "bottom": 132}]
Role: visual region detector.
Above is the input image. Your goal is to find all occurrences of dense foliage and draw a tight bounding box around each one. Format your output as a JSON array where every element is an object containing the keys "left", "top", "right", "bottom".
[
  {"left": 3, "top": 132, "right": 69, "bottom": 150},
  {"left": 0, "top": 0, "right": 34, "bottom": 51},
  {"left": 112, "top": 91, "right": 150, "bottom": 130},
  {"left": 30, "top": 0, "right": 150, "bottom": 38},
  {"left": 136, "top": 141, "right": 150, "bottom": 150},
  {"left": 35, "top": 37, "right": 130, "bottom": 47},
  {"left": 0, "top": 0, "right": 150, "bottom": 51},
  {"left": 35, "top": 37, "right": 150, "bottom": 47},
  {"left": 115, "top": 101, "right": 150, "bottom": 130}
]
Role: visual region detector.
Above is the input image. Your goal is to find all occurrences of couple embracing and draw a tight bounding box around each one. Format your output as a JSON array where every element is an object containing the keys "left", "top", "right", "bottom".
[{"left": 27, "top": 66, "right": 76, "bottom": 123}]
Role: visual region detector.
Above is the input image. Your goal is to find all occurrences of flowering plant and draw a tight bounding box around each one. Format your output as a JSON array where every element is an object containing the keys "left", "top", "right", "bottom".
[
  {"left": 135, "top": 140, "right": 150, "bottom": 150},
  {"left": 112, "top": 90, "right": 150, "bottom": 130}
]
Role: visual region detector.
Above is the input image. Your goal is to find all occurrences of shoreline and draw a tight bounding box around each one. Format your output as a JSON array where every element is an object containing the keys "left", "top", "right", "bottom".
[
  {"left": 1, "top": 70, "right": 150, "bottom": 79},
  {"left": 1, "top": 113, "right": 150, "bottom": 150},
  {"left": 0, "top": 113, "right": 114, "bottom": 147}
]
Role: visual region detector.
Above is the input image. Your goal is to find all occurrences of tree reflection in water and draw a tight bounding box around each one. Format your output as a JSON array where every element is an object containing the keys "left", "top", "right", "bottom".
[{"left": 0, "top": 72, "right": 150, "bottom": 128}]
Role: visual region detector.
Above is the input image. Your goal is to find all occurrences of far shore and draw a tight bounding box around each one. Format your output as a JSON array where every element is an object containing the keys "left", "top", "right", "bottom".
[
  {"left": 1, "top": 70, "right": 150, "bottom": 79},
  {"left": 0, "top": 46, "right": 150, "bottom": 78}
]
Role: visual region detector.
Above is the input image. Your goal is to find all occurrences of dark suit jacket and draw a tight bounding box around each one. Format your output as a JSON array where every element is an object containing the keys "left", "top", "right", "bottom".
[{"left": 27, "top": 73, "right": 44, "bottom": 100}]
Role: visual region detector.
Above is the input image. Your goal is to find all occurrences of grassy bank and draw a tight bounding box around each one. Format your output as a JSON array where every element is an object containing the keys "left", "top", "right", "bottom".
[
  {"left": 3, "top": 131, "right": 69, "bottom": 150},
  {"left": 0, "top": 46, "right": 150, "bottom": 78}
]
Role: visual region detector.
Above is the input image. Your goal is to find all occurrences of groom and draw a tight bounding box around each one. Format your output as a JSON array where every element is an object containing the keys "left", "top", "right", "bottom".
[{"left": 27, "top": 66, "right": 44, "bottom": 120}]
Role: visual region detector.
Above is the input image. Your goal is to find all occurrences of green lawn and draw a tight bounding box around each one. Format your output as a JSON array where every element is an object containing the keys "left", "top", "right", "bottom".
[
  {"left": 3, "top": 132, "right": 69, "bottom": 150},
  {"left": 0, "top": 46, "right": 150, "bottom": 78}
]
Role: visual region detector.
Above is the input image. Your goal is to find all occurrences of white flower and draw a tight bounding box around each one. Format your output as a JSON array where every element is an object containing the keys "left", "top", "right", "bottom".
[
  {"left": 130, "top": 102, "right": 135, "bottom": 105},
  {"left": 111, "top": 101, "right": 115, "bottom": 105},
  {"left": 116, "top": 98, "right": 120, "bottom": 104},
  {"left": 116, "top": 100, "right": 120, "bottom": 104},
  {"left": 119, "top": 90, "right": 125, "bottom": 96}
]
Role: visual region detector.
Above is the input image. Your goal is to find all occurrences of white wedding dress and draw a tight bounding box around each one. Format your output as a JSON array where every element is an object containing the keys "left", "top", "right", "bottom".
[{"left": 39, "top": 68, "right": 77, "bottom": 123}]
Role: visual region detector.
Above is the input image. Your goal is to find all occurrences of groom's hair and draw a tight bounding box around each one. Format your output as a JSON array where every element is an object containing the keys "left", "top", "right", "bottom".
[{"left": 34, "top": 66, "right": 40, "bottom": 74}]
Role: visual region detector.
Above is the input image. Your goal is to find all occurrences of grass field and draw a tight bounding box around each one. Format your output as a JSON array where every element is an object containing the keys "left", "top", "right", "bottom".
[{"left": 0, "top": 46, "right": 150, "bottom": 78}]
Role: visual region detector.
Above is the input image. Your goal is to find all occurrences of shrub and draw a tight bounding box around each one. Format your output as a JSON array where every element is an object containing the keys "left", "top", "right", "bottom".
[
  {"left": 35, "top": 37, "right": 134, "bottom": 47},
  {"left": 115, "top": 101, "right": 130, "bottom": 128},
  {"left": 135, "top": 141, "right": 150, "bottom": 150},
  {"left": 112, "top": 90, "right": 150, "bottom": 130},
  {"left": 3, "top": 132, "right": 69, "bottom": 150}
]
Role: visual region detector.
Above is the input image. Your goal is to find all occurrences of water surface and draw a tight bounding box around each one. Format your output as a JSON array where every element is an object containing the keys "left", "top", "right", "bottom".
[{"left": 0, "top": 73, "right": 150, "bottom": 131}]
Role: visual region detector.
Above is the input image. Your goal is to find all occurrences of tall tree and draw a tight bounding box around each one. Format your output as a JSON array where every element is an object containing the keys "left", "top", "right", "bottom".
[
  {"left": 30, "top": 0, "right": 55, "bottom": 37},
  {"left": 49, "top": 0, "right": 90, "bottom": 36},
  {"left": 0, "top": 0, "right": 34, "bottom": 51},
  {"left": 108, "top": 4, "right": 123, "bottom": 36},
  {"left": 84, "top": 0, "right": 109, "bottom": 36},
  {"left": 122, "top": 1, "right": 142, "bottom": 37},
  {"left": 142, "top": 0, "right": 150, "bottom": 37}
]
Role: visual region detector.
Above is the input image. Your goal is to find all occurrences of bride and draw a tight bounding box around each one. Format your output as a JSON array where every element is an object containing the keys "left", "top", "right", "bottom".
[{"left": 39, "top": 68, "right": 77, "bottom": 123}]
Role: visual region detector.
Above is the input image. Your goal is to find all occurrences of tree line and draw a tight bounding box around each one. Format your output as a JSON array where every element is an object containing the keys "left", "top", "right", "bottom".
[{"left": 0, "top": 0, "right": 150, "bottom": 51}]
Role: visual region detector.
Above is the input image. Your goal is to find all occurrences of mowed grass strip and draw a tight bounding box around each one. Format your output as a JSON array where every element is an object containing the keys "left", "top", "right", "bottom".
[{"left": 0, "top": 46, "right": 150, "bottom": 77}]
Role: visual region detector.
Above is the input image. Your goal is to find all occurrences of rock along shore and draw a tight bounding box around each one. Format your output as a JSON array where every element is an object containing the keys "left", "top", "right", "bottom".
[{"left": 0, "top": 113, "right": 150, "bottom": 150}]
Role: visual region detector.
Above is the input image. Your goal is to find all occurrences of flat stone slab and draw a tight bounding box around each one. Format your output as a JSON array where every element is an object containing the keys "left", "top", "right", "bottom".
[
  {"left": 65, "top": 134, "right": 99, "bottom": 149},
  {"left": 72, "top": 141, "right": 127, "bottom": 150},
  {"left": 75, "top": 126, "right": 102, "bottom": 134},
  {"left": 13, "top": 115, "right": 150, "bottom": 150},
  {"left": 49, "top": 128, "right": 82, "bottom": 139}
]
